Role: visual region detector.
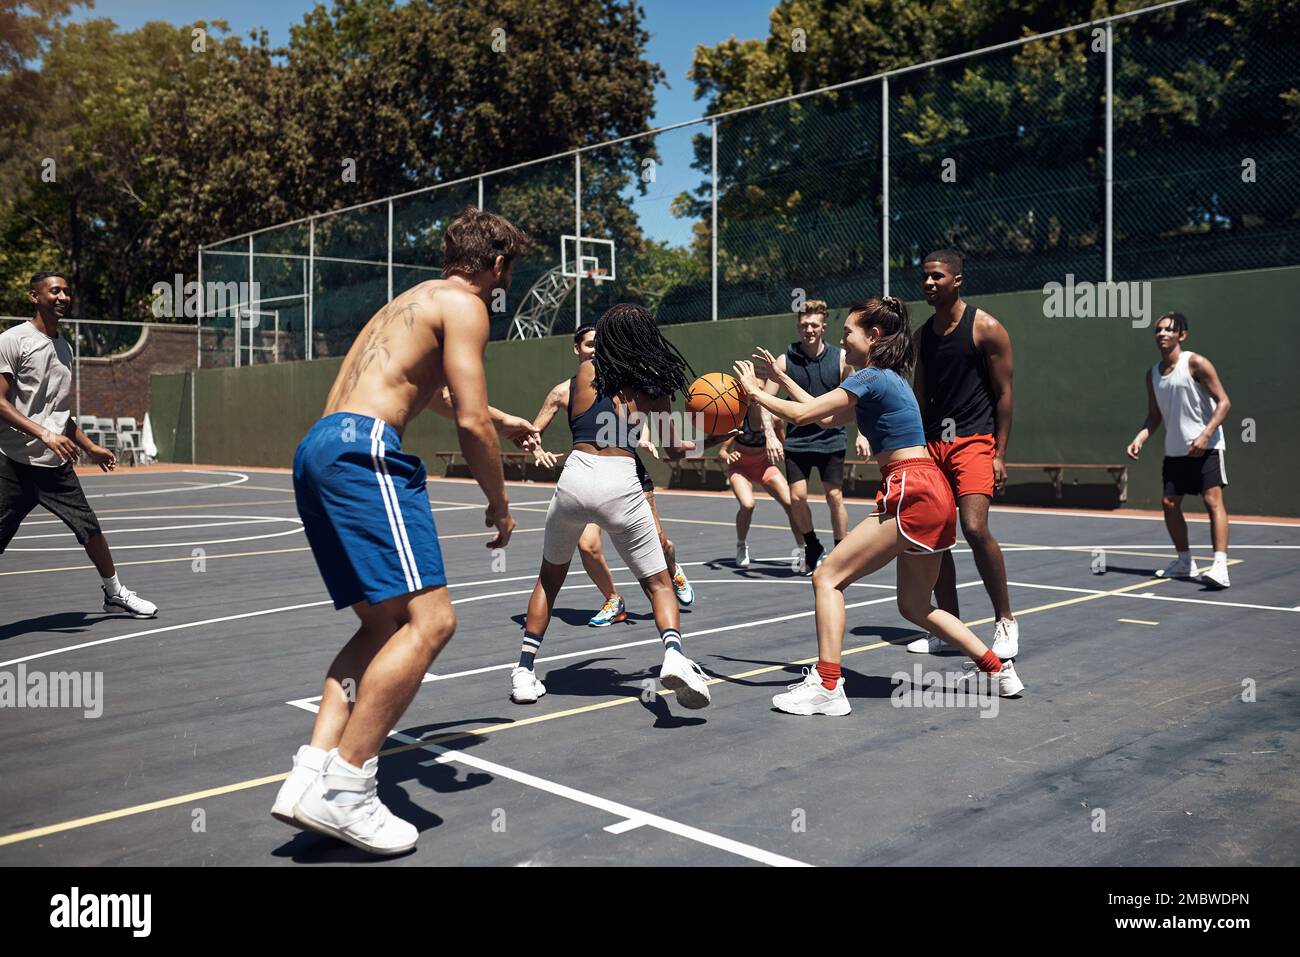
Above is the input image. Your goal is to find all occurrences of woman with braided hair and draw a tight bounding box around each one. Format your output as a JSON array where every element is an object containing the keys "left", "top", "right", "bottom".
[
  {"left": 510, "top": 304, "right": 712, "bottom": 710},
  {"left": 734, "top": 296, "right": 1026, "bottom": 717}
]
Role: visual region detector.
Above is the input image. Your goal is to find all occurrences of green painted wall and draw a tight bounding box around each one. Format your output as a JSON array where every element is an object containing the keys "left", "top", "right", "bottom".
[{"left": 152, "top": 265, "right": 1300, "bottom": 516}]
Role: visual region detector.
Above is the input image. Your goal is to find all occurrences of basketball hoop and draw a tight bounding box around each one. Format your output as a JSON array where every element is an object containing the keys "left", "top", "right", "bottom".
[{"left": 583, "top": 267, "right": 610, "bottom": 285}]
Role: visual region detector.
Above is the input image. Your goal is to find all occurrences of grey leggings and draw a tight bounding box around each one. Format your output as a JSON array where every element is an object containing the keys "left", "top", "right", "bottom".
[{"left": 542, "top": 450, "right": 666, "bottom": 579}]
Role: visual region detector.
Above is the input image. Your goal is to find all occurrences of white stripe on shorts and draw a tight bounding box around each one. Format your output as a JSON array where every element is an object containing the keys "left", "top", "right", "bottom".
[{"left": 370, "top": 419, "right": 420, "bottom": 592}]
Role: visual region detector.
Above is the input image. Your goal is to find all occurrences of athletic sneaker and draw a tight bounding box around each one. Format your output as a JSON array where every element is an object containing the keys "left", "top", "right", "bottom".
[
  {"left": 588, "top": 595, "right": 627, "bottom": 627},
  {"left": 271, "top": 744, "right": 327, "bottom": 827},
  {"left": 772, "top": 668, "right": 851, "bottom": 716},
  {"left": 906, "top": 634, "right": 944, "bottom": 654},
  {"left": 803, "top": 542, "right": 824, "bottom": 576},
  {"left": 736, "top": 541, "right": 751, "bottom": 568},
  {"left": 659, "top": 648, "right": 711, "bottom": 709},
  {"left": 790, "top": 547, "right": 806, "bottom": 575},
  {"left": 672, "top": 568, "right": 695, "bottom": 607},
  {"left": 1155, "top": 557, "right": 1199, "bottom": 579},
  {"left": 103, "top": 585, "right": 157, "bottom": 618},
  {"left": 1200, "top": 562, "right": 1231, "bottom": 589},
  {"left": 510, "top": 666, "right": 547, "bottom": 704},
  {"left": 951, "top": 660, "right": 1025, "bottom": 698},
  {"left": 294, "top": 750, "right": 418, "bottom": 856},
  {"left": 991, "top": 618, "right": 1019, "bottom": 660}
]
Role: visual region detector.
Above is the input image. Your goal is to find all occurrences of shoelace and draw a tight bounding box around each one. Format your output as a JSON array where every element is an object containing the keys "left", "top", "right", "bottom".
[
  {"left": 786, "top": 666, "right": 819, "bottom": 691},
  {"left": 673, "top": 572, "right": 688, "bottom": 588}
]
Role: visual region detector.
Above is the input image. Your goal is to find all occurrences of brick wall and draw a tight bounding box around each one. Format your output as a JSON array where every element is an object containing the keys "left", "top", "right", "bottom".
[{"left": 72, "top": 325, "right": 223, "bottom": 424}]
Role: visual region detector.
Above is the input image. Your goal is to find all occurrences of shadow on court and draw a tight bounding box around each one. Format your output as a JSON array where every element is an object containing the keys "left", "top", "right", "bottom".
[{"left": 0, "top": 610, "right": 139, "bottom": 642}]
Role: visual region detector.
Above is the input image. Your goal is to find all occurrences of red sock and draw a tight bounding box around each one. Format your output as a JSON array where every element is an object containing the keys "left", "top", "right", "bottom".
[
  {"left": 816, "top": 659, "right": 841, "bottom": 690},
  {"left": 977, "top": 649, "right": 1002, "bottom": 674}
]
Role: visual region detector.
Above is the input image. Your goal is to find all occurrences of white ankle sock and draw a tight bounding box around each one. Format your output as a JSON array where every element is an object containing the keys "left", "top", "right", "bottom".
[
  {"left": 1213, "top": 551, "right": 1228, "bottom": 565},
  {"left": 101, "top": 574, "right": 121, "bottom": 595}
]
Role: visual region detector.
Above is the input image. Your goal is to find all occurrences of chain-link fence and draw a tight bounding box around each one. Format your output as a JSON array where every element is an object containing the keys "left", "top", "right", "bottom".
[{"left": 199, "top": 0, "right": 1298, "bottom": 359}]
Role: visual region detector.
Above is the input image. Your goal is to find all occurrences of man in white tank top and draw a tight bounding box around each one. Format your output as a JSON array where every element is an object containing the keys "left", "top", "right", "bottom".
[{"left": 1126, "top": 312, "right": 1233, "bottom": 587}]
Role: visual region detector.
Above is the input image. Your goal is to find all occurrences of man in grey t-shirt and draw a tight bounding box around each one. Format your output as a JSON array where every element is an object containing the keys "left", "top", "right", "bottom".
[{"left": 0, "top": 271, "right": 157, "bottom": 617}]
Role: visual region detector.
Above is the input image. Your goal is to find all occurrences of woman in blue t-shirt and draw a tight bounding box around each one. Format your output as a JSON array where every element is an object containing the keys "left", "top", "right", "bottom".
[{"left": 733, "top": 296, "right": 1025, "bottom": 715}]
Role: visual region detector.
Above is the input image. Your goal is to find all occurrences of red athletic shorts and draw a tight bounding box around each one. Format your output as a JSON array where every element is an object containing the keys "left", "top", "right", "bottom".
[
  {"left": 725, "top": 450, "right": 781, "bottom": 485},
  {"left": 873, "top": 457, "right": 958, "bottom": 554},
  {"left": 926, "top": 433, "right": 996, "bottom": 499}
]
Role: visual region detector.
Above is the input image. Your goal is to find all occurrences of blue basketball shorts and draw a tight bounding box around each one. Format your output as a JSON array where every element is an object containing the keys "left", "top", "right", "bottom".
[{"left": 293, "top": 413, "right": 446, "bottom": 609}]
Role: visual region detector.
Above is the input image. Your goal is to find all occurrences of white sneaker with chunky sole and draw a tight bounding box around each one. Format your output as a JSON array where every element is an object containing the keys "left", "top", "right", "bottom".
[
  {"left": 103, "top": 586, "right": 157, "bottom": 618},
  {"left": 906, "top": 634, "right": 944, "bottom": 654},
  {"left": 1155, "top": 557, "right": 1199, "bottom": 579},
  {"left": 952, "top": 660, "right": 1025, "bottom": 698},
  {"left": 1200, "top": 563, "right": 1231, "bottom": 589},
  {"left": 510, "top": 666, "right": 547, "bottom": 704},
  {"left": 271, "top": 744, "right": 327, "bottom": 827},
  {"left": 736, "top": 542, "right": 750, "bottom": 568},
  {"left": 772, "top": 668, "right": 851, "bottom": 716},
  {"left": 991, "top": 618, "right": 1019, "bottom": 659},
  {"left": 294, "top": 750, "right": 418, "bottom": 856},
  {"left": 659, "top": 648, "right": 711, "bottom": 709}
]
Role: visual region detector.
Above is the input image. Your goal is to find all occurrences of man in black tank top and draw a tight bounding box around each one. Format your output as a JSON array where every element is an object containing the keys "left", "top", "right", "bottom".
[
  {"left": 911, "top": 249, "right": 1019, "bottom": 659},
  {"left": 762, "top": 300, "right": 870, "bottom": 573}
]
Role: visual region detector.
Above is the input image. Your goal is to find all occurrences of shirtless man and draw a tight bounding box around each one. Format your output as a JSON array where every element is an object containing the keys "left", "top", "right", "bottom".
[{"left": 271, "top": 207, "right": 538, "bottom": 856}]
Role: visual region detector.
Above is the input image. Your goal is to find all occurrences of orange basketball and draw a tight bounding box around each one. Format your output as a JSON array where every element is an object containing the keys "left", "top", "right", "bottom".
[{"left": 686, "top": 372, "right": 748, "bottom": 436}]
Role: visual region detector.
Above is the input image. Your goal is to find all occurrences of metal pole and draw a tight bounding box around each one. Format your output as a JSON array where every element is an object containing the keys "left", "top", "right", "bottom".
[
  {"left": 1105, "top": 21, "right": 1114, "bottom": 283},
  {"left": 881, "top": 78, "right": 890, "bottom": 297},
  {"left": 574, "top": 152, "right": 582, "bottom": 330},
  {"left": 73, "top": 320, "right": 80, "bottom": 422},
  {"left": 307, "top": 218, "right": 315, "bottom": 360},
  {"left": 387, "top": 199, "right": 394, "bottom": 302},
  {"left": 478, "top": 176, "right": 484, "bottom": 209},
  {"left": 711, "top": 118, "right": 718, "bottom": 321},
  {"left": 194, "top": 245, "right": 201, "bottom": 465}
]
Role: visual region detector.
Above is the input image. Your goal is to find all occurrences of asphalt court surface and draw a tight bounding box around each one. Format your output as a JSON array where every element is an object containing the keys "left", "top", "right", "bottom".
[{"left": 1, "top": 467, "right": 1296, "bottom": 866}]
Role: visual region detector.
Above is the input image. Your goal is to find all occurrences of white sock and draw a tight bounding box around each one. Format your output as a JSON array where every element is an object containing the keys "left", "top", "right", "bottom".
[
  {"left": 1214, "top": 551, "right": 1228, "bottom": 566},
  {"left": 298, "top": 745, "right": 328, "bottom": 770},
  {"left": 101, "top": 574, "right": 121, "bottom": 595},
  {"left": 1177, "top": 550, "right": 1191, "bottom": 564}
]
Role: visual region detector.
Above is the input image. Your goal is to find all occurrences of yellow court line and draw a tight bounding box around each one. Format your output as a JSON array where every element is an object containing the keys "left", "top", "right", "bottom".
[
  {"left": 1117, "top": 618, "right": 1160, "bottom": 626},
  {"left": 0, "top": 574, "right": 1171, "bottom": 849},
  {"left": 0, "top": 528, "right": 544, "bottom": 578}
]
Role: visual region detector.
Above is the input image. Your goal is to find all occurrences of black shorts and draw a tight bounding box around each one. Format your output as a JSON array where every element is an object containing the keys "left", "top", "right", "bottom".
[
  {"left": 634, "top": 451, "right": 654, "bottom": 493},
  {"left": 784, "top": 449, "right": 845, "bottom": 487},
  {"left": 0, "top": 454, "right": 102, "bottom": 552},
  {"left": 1162, "top": 451, "right": 1227, "bottom": 498}
]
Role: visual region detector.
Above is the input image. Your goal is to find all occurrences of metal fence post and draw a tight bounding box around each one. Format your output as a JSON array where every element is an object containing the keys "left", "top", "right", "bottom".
[
  {"left": 478, "top": 175, "right": 484, "bottom": 209},
  {"left": 711, "top": 118, "right": 718, "bottom": 321},
  {"left": 387, "top": 199, "right": 394, "bottom": 302},
  {"left": 881, "top": 78, "right": 891, "bottom": 297},
  {"left": 307, "top": 218, "right": 315, "bottom": 361},
  {"left": 575, "top": 152, "right": 582, "bottom": 330},
  {"left": 1105, "top": 20, "right": 1114, "bottom": 283}
]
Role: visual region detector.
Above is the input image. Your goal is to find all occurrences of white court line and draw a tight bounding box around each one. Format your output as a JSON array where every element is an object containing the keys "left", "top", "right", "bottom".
[
  {"left": 284, "top": 583, "right": 993, "bottom": 710},
  {"left": 79, "top": 470, "right": 250, "bottom": 499},
  {"left": 12, "top": 517, "right": 290, "bottom": 539},
  {"left": 1007, "top": 580, "right": 1300, "bottom": 614},
  {"left": 389, "top": 730, "right": 811, "bottom": 867}
]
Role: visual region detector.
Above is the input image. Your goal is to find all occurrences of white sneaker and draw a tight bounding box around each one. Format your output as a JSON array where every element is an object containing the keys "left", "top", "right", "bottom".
[
  {"left": 736, "top": 542, "right": 751, "bottom": 568},
  {"left": 294, "top": 750, "right": 418, "bottom": 856},
  {"left": 1155, "top": 557, "right": 1199, "bottom": 579},
  {"left": 952, "top": 660, "right": 1025, "bottom": 697},
  {"left": 510, "top": 666, "right": 547, "bottom": 704},
  {"left": 103, "top": 585, "right": 157, "bottom": 618},
  {"left": 271, "top": 745, "right": 327, "bottom": 827},
  {"left": 906, "top": 634, "right": 944, "bottom": 654},
  {"left": 790, "top": 547, "right": 806, "bottom": 575},
  {"left": 1200, "top": 563, "right": 1231, "bottom": 589},
  {"left": 991, "top": 618, "right": 1019, "bottom": 660},
  {"left": 772, "top": 667, "right": 851, "bottom": 716},
  {"left": 659, "top": 648, "right": 711, "bottom": 709}
]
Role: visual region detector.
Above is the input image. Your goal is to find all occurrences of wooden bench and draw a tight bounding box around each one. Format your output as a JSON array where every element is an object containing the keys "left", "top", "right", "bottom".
[{"left": 432, "top": 450, "right": 565, "bottom": 481}]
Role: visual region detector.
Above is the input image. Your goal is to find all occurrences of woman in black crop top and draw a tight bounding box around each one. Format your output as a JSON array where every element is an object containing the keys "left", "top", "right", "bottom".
[{"left": 513, "top": 304, "right": 713, "bottom": 711}]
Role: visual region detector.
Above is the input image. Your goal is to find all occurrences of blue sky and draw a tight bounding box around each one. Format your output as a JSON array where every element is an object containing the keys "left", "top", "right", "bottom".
[{"left": 68, "top": 0, "right": 777, "bottom": 249}]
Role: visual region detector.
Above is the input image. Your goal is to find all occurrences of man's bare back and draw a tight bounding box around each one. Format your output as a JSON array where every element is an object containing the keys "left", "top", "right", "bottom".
[{"left": 324, "top": 279, "right": 490, "bottom": 435}]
